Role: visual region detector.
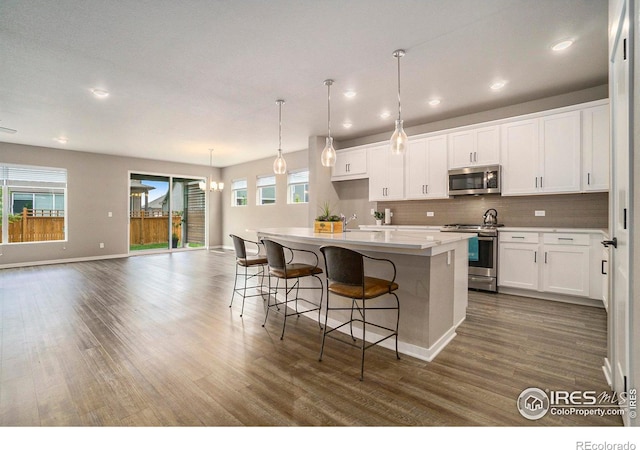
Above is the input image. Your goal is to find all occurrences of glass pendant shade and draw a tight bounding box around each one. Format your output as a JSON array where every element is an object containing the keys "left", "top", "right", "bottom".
[
  {"left": 390, "top": 119, "right": 408, "bottom": 155},
  {"left": 273, "top": 149, "right": 287, "bottom": 174},
  {"left": 321, "top": 136, "right": 337, "bottom": 167}
]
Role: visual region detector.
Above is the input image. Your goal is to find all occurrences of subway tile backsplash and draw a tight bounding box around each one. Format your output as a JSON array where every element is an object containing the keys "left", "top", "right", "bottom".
[{"left": 377, "top": 192, "right": 608, "bottom": 229}]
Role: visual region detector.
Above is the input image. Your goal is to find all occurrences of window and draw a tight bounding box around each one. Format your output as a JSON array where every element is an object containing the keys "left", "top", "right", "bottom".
[
  {"left": 288, "top": 170, "right": 309, "bottom": 203},
  {"left": 1, "top": 164, "right": 67, "bottom": 244},
  {"left": 256, "top": 175, "right": 276, "bottom": 205},
  {"left": 231, "top": 179, "right": 247, "bottom": 206}
]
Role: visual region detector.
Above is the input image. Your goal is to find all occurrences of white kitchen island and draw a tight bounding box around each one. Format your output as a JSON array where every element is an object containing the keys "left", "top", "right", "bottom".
[{"left": 256, "top": 227, "right": 471, "bottom": 362}]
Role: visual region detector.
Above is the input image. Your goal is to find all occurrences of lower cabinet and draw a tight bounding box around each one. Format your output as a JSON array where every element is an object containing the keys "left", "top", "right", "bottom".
[{"left": 499, "top": 230, "right": 604, "bottom": 303}]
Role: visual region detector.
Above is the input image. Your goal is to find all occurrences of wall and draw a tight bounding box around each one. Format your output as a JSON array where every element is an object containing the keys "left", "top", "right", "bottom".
[
  {"left": 221, "top": 149, "right": 309, "bottom": 247},
  {"left": 0, "top": 142, "right": 222, "bottom": 267}
]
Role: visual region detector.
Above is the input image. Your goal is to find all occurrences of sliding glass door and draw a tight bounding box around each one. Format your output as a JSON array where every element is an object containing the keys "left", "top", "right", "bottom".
[{"left": 129, "top": 173, "right": 205, "bottom": 252}]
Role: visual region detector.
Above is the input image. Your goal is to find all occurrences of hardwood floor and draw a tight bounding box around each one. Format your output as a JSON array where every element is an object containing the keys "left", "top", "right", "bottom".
[{"left": 0, "top": 250, "right": 621, "bottom": 426}]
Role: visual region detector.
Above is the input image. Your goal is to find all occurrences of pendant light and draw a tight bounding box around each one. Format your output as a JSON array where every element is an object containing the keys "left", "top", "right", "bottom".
[
  {"left": 273, "top": 99, "right": 287, "bottom": 175},
  {"left": 199, "top": 148, "right": 224, "bottom": 191},
  {"left": 390, "top": 49, "right": 408, "bottom": 155},
  {"left": 320, "top": 79, "right": 337, "bottom": 167}
]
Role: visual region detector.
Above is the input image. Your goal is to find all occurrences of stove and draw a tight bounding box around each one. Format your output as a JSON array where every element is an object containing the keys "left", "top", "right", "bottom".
[{"left": 441, "top": 223, "right": 503, "bottom": 292}]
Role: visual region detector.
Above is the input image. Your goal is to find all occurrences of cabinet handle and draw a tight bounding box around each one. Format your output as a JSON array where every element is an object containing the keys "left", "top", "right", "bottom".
[
  {"left": 470, "top": 152, "right": 473, "bottom": 163},
  {"left": 601, "top": 260, "right": 607, "bottom": 275},
  {"left": 544, "top": 252, "right": 548, "bottom": 264},
  {"left": 512, "top": 236, "right": 526, "bottom": 239},
  {"left": 534, "top": 251, "right": 537, "bottom": 263},
  {"left": 474, "top": 152, "right": 477, "bottom": 162},
  {"left": 558, "top": 237, "right": 574, "bottom": 241},
  {"left": 540, "top": 176, "right": 543, "bottom": 188},
  {"left": 425, "top": 184, "right": 428, "bottom": 194},
  {"left": 535, "top": 177, "right": 538, "bottom": 188},
  {"left": 588, "top": 172, "right": 591, "bottom": 185}
]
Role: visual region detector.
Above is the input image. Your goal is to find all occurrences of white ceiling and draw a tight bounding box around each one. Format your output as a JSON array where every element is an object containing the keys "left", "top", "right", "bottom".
[{"left": 0, "top": 0, "right": 608, "bottom": 168}]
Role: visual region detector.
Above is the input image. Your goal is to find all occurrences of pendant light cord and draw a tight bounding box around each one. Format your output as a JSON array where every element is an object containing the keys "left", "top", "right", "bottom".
[
  {"left": 396, "top": 51, "right": 402, "bottom": 121},
  {"left": 327, "top": 81, "right": 332, "bottom": 138},
  {"left": 278, "top": 101, "right": 282, "bottom": 151}
]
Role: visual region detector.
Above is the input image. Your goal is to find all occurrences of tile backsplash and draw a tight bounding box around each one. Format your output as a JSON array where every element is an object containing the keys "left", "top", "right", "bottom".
[{"left": 377, "top": 192, "right": 608, "bottom": 229}]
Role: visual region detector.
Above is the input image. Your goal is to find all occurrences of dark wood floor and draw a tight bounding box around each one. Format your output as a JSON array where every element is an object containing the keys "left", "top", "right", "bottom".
[{"left": 0, "top": 250, "right": 622, "bottom": 426}]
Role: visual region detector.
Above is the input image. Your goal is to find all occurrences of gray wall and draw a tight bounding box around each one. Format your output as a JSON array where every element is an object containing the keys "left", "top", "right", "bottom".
[{"left": 0, "top": 142, "right": 221, "bottom": 267}]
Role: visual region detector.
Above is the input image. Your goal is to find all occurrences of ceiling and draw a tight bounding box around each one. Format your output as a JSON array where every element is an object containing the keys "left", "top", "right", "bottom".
[{"left": 0, "top": 0, "right": 608, "bottom": 168}]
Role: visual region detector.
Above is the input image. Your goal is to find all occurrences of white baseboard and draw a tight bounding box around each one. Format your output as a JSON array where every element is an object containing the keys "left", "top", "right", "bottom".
[
  {"left": 498, "top": 286, "right": 604, "bottom": 308},
  {"left": 0, "top": 253, "right": 130, "bottom": 270}
]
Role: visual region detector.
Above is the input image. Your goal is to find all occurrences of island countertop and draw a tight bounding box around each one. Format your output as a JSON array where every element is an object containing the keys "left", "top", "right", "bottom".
[{"left": 257, "top": 227, "right": 471, "bottom": 255}]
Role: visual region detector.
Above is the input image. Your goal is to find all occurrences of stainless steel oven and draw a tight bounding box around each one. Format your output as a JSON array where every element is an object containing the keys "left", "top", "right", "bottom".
[{"left": 441, "top": 224, "right": 500, "bottom": 292}]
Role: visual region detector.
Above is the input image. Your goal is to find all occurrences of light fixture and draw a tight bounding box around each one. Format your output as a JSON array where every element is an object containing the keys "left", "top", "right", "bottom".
[
  {"left": 342, "top": 122, "right": 353, "bottom": 129},
  {"left": 54, "top": 137, "right": 68, "bottom": 144},
  {"left": 91, "top": 88, "right": 109, "bottom": 98},
  {"left": 490, "top": 80, "right": 507, "bottom": 91},
  {"left": 379, "top": 111, "right": 391, "bottom": 119},
  {"left": 199, "top": 148, "right": 224, "bottom": 191},
  {"left": 390, "top": 49, "right": 408, "bottom": 155},
  {"left": 428, "top": 99, "right": 441, "bottom": 107},
  {"left": 344, "top": 90, "right": 357, "bottom": 98},
  {"left": 320, "top": 79, "right": 337, "bottom": 167},
  {"left": 552, "top": 39, "right": 574, "bottom": 51},
  {"left": 273, "top": 99, "right": 287, "bottom": 175}
]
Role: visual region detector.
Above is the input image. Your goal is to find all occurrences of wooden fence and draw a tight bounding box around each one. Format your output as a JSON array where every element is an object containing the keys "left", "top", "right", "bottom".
[
  {"left": 129, "top": 211, "right": 183, "bottom": 245},
  {"left": 4, "top": 208, "right": 65, "bottom": 242},
  {"left": 1, "top": 208, "right": 182, "bottom": 245}
]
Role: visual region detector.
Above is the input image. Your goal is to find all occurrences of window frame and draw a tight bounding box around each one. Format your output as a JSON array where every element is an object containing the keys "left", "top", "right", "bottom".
[
  {"left": 256, "top": 174, "right": 276, "bottom": 206},
  {"left": 287, "top": 169, "right": 309, "bottom": 204},
  {"left": 231, "top": 178, "right": 248, "bottom": 207}
]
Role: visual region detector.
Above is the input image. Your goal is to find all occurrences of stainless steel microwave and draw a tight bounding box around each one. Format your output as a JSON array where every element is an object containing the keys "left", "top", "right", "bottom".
[{"left": 448, "top": 165, "right": 501, "bottom": 196}]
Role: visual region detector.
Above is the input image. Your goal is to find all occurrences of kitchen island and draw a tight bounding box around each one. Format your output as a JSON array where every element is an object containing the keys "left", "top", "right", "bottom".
[{"left": 256, "top": 227, "right": 471, "bottom": 362}]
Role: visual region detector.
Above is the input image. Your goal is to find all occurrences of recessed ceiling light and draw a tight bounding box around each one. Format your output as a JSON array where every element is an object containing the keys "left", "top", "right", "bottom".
[
  {"left": 342, "top": 122, "right": 353, "bottom": 129},
  {"left": 490, "top": 81, "right": 507, "bottom": 91},
  {"left": 551, "top": 39, "right": 574, "bottom": 51},
  {"left": 344, "top": 90, "right": 357, "bottom": 98},
  {"left": 91, "top": 88, "right": 109, "bottom": 98},
  {"left": 428, "top": 99, "right": 441, "bottom": 106},
  {"left": 54, "top": 137, "right": 68, "bottom": 144},
  {"left": 379, "top": 111, "right": 391, "bottom": 119}
]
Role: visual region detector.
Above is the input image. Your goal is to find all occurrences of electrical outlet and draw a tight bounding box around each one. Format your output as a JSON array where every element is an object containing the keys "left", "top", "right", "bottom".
[
  {"left": 370, "top": 208, "right": 375, "bottom": 216},
  {"left": 535, "top": 210, "right": 546, "bottom": 217},
  {"left": 99, "top": 243, "right": 105, "bottom": 248},
  {"left": 426, "top": 211, "right": 434, "bottom": 217},
  {"left": 108, "top": 211, "right": 112, "bottom": 217}
]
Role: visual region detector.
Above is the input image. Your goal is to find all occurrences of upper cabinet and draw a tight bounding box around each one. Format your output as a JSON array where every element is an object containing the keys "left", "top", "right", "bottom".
[
  {"left": 448, "top": 125, "right": 500, "bottom": 169},
  {"left": 331, "top": 146, "right": 368, "bottom": 181},
  {"left": 582, "top": 104, "right": 610, "bottom": 192},
  {"left": 405, "top": 135, "right": 449, "bottom": 199},
  {"left": 501, "top": 110, "right": 581, "bottom": 195},
  {"left": 368, "top": 144, "right": 405, "bottom": 201}
]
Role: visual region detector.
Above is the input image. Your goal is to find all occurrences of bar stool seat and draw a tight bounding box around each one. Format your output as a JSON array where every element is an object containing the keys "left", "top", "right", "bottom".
[
  {"left": 229, "top": 234, "right": 267, "bottom": 317},
  {"left": 319, "top": 245, "right": 400, "bottom": 381},
  {"left": 261, "top": 238, "right": 324, "bottom": 340}
]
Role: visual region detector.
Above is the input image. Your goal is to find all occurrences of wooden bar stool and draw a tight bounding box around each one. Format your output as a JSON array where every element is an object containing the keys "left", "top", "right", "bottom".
[
  {"left": 319, "top": 245, "right": 400, "bottom": 380},
  {"left": 261, "top": 238, "right": 324, "bottom": 340},
  {"left": 229, "top": 234, "right": 268, "bottom": 317}
]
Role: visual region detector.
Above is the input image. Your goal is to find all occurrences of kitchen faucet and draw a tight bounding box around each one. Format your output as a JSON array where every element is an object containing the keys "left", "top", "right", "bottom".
[{"left": 343, "top": 213, "right": 358, "bottom": 230}]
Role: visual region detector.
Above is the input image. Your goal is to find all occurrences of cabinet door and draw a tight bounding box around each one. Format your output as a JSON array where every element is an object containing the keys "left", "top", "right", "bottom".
[
  {"left": 542, "top": 245, "right": 590, "bottom": 297},
  {"left": 540, "top": 111, "right": 581, "bottom": 193},
  {"left": 448, "top": 130, "right": 475, "bottom": 168},
  {"left": 424, "top": 135, "right": 448, "bottom": 198},
  {"left": 474, "top": 126, "right": 500, "bottom": 166},
  {"left": 500, "top": 119, "right": 540, "bottom": 195},
  {"left": 368, "top": 144, "right": 404, "bottom": 201},
  {"left": 331, "top": 147, "right": 367, "bottom": 180},
  {"left": 582, "top": 104, "right": 610, "bottom": 192},
  {"left": 498, "top": 243, "right": 539, "bottom": 290},
  {"left": 405, "top": 138, "right": 429, "bottom": 198}
]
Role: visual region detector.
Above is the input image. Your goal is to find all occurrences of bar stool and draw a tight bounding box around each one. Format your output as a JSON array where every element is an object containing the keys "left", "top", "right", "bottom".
[
  {"left": 229, "top": 234, "right": 268, "bottom": 317},
  {"left": 261, "top": 238, "right": 324, "bottom": 340},
  {"left": 319, "top": 245, "right": 400, "bottom": 381}
]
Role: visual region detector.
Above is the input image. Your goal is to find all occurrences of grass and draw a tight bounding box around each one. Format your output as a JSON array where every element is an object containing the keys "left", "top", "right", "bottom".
[{"left": 130, "top": 242, "right": 205, "bottom": 251}]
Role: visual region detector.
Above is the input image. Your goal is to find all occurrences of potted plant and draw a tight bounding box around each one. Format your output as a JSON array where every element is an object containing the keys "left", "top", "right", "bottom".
[
  {"left": 314, "top": 201, "right": 343, "bottom": 233},
  {"left": 373, "top": 211, "right": 385, "bottom": 226},
  {"left": 172, "top": 233, "right": 179, "bottom": 248}
]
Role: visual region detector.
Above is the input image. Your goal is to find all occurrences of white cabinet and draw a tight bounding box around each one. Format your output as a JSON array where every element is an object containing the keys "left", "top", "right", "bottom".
[
  {"left": 499, "top": 230, "right": 604, "bottom": 302},
  {"left": 405, "top": 135, "right": 449, "bottom": 199},
  {"left": 541, "top": 233, "right": 590, "bottom": 297},
  {"left": 331, "top": 146, "right": 368, "bottom": 181},
  {"left": 501, "top": 111, "right": 581, "bottom": 195},
  {"left": 582, "top": 104, "right": 610, "bottom": 192},
  {"left": 498, "top": 232, "right": 540, "bottom": 290},
  {"left": 448, "top": 125, "right": 500, "bottom": 169},
  {"left": 368, "top": 144, "right": 405, "bottom": 201}
]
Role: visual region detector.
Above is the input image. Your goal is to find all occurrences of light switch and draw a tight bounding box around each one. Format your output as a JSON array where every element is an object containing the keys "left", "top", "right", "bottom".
[{"left": 108, "top": 211, "right": 113, "bottom": 217}]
